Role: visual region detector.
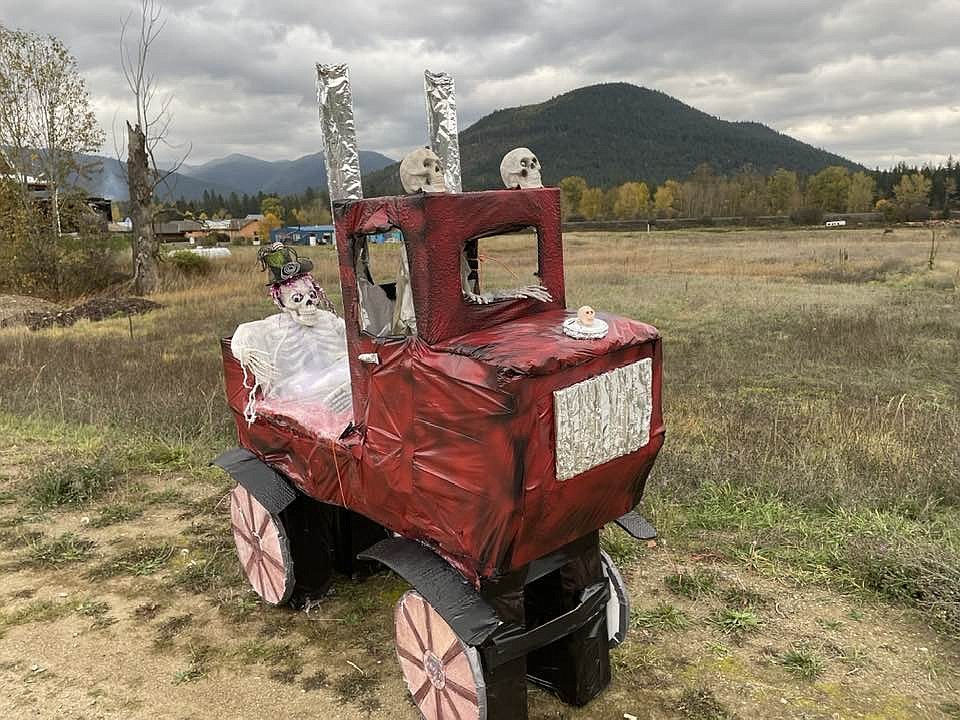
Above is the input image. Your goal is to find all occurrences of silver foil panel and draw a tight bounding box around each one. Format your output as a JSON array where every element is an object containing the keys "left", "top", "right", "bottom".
[
  {"left": 316, "top": 63, "right": 363, "bottom": 201},
  {"left": 423, "top": 70, "right": 462, "bottom": 193},
  {"left": 554, "top": 359, "right": 653, "bottom": 481}
]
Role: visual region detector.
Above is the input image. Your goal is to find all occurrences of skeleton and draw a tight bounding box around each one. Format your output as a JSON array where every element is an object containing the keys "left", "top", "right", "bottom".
[
  {"left": 500, "top": 147, "right": 543, "bottom": 190},
  {"left": 400, "top": 147, "right": 447, "bottom": 194},
  {"left": 231, "top": 266, "right": 352, "bottom": 426}
]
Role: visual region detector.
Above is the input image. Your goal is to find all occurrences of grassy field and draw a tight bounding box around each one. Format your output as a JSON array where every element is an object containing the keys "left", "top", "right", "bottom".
[{"left": 0, "top": 225, "right": 958, "bottom": 719}]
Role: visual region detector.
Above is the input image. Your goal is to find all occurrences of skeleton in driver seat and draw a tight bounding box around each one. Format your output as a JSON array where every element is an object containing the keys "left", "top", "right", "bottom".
[{"left": 230, "top": 243, "right": 352, "bottom": 430}]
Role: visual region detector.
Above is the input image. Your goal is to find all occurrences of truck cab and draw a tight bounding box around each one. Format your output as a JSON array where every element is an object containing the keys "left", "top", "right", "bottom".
[{"left": 330, "top": 186, "right": 663, "bottom": 577}]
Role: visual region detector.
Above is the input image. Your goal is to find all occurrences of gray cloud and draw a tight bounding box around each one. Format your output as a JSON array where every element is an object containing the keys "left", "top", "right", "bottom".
[{"left": 5, "top": 0, "right": 958, "bottom": 169}]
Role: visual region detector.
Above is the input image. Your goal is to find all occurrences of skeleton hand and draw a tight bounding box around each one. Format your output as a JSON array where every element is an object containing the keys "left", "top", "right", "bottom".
[
  {"left": 324, "top": 384, "right": 353, "bottom": 414},
  {"left": 234, "top": 347, "right": 280, "bottom": 387},
  {"left": 462, "top": 290, "right": 490, "bottom": 305},
  {"left": 505, "top": 285, "right": 553, "bottom": 302},
  {"left": 463, "top": 285, "right": 553, "bottom": 304}
]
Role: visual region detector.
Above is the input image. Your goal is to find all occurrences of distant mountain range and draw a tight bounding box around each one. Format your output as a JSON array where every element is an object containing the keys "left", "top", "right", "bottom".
[
  {"left": 177, "top": 151, "right": 395, "bottom": 196},
  {"left": 364, "top": 83, "right": 863, "bottom": 196},
  {"left": 75, "top": 82, "right": 860, "bottom": 202},
  {"left": 76, "top": 150, "right": 395, "bottom": 201}
]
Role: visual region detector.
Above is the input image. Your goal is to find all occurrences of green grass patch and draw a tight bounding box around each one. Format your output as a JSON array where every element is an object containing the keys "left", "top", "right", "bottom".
[
  {"left": 601, "top": 524, "right": 643, "bottom": 565},
  {"left": 90, "top": 503, "right": 145, "bottom": 528},
  {"left": 21, "top": 533, "right": 96, "bottom": 568},
  {"left": 88, "top": 544, "right": 175, "bottom": 579},
  {"left": 708, "top": 608, "right": 761, "bottom": 635},
  {"left": 25, "top": 455, "right": 122, "bottom": 509},
  {"left": 0, "top": 599, "right": 72, "bottom": 629},
  {"left": 777, "top": 645, "right": 825, "bottom": 679},
  {"left": 169, "top": 551, "right": 238, "bottom": 594},
  {"left": 632, "top": 603, "right": 689, "bottom": 631},
  {"left": 664, "top": 569, "right": 718, "bottom": 599},
  {"left": 173, "top": 644, "right": 212, "bottom": 685}
]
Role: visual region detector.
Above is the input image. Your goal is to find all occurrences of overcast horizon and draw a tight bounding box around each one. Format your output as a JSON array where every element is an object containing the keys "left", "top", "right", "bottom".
[{"left": 4, "top": 0, "right": 958, "bottom": 170}]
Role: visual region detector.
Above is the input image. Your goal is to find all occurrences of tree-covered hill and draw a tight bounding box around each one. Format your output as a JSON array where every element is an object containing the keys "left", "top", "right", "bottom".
[{"left": 364, "top": 82, "right": 862, "bottom": 195}]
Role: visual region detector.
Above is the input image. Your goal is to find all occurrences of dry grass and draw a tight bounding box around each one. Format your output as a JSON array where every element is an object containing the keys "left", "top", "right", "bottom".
[{"left": 0, "top": 229, "right": 960, "bottom": 717}]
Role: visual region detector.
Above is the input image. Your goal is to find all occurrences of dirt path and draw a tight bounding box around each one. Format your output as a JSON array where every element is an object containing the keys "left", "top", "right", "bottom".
[{"left": 1, "top": 464, "right": 958, "bottom": 719}]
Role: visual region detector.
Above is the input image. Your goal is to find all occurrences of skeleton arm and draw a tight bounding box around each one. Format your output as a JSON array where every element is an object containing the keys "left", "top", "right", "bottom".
[{"left": 460, "top": 249, "right": 553, "bottom": 304}]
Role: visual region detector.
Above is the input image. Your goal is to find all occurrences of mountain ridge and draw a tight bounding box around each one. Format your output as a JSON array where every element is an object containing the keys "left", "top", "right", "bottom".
[
  {"left": 363, "top": 83, "right": 862, "bottom": 196},
  {"left": 76, "top": 150, "right": 395, "bottom": 202},
  {"left": 179, "top": 150, "right": 394, "bottom": 197}
]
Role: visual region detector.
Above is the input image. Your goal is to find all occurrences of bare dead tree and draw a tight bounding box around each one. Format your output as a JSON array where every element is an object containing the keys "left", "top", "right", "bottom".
[{"left": 120, "top": 0, "right": 190, "bottom": 295}]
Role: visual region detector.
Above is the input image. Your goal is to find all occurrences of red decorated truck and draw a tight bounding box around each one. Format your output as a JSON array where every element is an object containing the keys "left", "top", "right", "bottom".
[{"left": 214, "top": 67, "right": 664, "bottom": 720}]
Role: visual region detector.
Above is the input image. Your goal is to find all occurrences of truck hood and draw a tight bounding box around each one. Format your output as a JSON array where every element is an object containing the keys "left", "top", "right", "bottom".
[{"left": 433, "top": 308, "right": 660, "bottom": 378}]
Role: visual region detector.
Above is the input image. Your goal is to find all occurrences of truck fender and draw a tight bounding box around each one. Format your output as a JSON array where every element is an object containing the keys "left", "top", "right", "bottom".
[
  {"left": 613, "top": 509, "right": 657, "bottom": 540},
  {"left": 358, "top": 537, "right": 503, "bottom": 647},
  {"left": 211, "top": 447, "right": 298, "bottom": 515}
]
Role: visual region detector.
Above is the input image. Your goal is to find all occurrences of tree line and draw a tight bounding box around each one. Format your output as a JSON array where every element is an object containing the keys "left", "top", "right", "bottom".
[
  {"left": 166, "top": 186, "right": 332, "bottom": 228},
  {"left": 560, "top": 161, "right": 958, "bottom": 223}
]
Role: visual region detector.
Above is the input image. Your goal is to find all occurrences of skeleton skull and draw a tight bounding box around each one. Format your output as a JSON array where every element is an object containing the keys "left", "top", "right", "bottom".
[
  {"left": 400, "top": 148, "right": 447, "bottom": 194},
  {"left": 500, "top": 147, "right": 543, "bottom": 189},
  {"left": 275, "top": 276, "right": 323, "bottom": 327},
  {"left": 577, "top": 305, "right": 596, "bottom": 326}
]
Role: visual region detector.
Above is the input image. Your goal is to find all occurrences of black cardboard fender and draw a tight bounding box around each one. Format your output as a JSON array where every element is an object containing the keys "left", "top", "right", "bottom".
[
  {"left": 358, "top": 537, "right": 504, "bottom": 647},
  {"left": 212, "top": 447, "right": 298, "bottom": 514}
]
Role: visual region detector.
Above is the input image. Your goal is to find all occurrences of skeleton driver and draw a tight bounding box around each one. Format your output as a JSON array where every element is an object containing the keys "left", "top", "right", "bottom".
[{"left": 231, "top": 243, "right": 352, "bottom": 427}]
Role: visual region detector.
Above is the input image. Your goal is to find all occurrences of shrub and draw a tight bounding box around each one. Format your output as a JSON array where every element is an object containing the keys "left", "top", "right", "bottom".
[
  {"left": 0, "top": 183, "right": 119, "bottom": 300},
  {"left": 167, "top": 250, "right": 211, "bottom": 275},
  {"left": 847, "top": 537, "right": 960, "bottom": 637},
  {"left": 230, "top": 236, "right": 247, "bottom": 246},
  {"left": 902, "top": 203, "right": 931, "bottom": 222},
  {"left": 789, "top": 206, "right": 824, "bottom": 226},
  {"left": 27, "top": 455, "right": 121, "bottom": 508},
  {"left": 199, "top": 232, "right": 228, "bottom": 247}
]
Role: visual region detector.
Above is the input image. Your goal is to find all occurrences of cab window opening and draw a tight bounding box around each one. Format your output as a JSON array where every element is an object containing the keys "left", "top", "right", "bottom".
[
  {"left": 461, "top": 226, "right": 551, "bottom": 304},
  {"left": 354, "top": 229, "right": 416, "bottom": 338}
]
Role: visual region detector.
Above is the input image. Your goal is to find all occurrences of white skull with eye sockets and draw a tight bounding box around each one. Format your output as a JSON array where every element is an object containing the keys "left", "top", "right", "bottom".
[
  {"left": 277, "top": 276, "right": 322, "bottom": 327},
  {"left": 577, "top": 305, "right": 596, "bottom": 326},
  {"left": 500, "top": 147, "right": 543, "bottom": 189},
  {"left": 400, "top": 148, "right": 447, "bottom": 194}
]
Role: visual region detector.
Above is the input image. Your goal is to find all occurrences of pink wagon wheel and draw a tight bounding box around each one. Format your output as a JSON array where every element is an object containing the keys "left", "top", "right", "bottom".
[
  {"left": 395, "top": 590, "right": 487, "bottom": 720},
  {"left": 229, "top": 483, "right": 295, "bottom": 606}
]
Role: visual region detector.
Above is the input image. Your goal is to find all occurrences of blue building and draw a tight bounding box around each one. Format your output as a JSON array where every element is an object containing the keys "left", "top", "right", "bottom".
[
  {"left": 270, "top": 225, "right": 336, "bottom": 246},
  {"left": 270, "top": 225, "right": 403, "bottom": 245}
]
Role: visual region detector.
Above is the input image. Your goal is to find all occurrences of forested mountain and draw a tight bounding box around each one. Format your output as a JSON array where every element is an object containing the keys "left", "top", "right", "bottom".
[
  {"left": 364, "top": 83, "right": 862, "bottom": 195},
  {"left": 179, "top": 151, "right": 394, "bottom": 196}
]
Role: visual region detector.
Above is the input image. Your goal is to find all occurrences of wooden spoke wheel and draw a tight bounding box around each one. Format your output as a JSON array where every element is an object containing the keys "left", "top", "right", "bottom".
[
  {"left": 600, "top": 549, "right": 629, "bottom": 647},
  {"left": 395, "top": 590, "right": 487, "bottom": 720},
  {"left": 229, "top": 483, "right": 294, "bottom": 606}
]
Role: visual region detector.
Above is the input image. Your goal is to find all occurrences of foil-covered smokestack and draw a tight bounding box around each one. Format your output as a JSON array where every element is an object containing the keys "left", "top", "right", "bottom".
[
  {"left": 316, "top": 63, "right": 363, "bottom": 202},
  {"left": 423, "top": 70, "right": 462, "bottom": 194}
]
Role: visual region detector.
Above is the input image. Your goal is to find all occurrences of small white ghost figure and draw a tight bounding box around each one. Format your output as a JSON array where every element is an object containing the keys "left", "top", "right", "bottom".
[
  {"left": 500, "top": 148, "right": 543, "bottom": 189},
  {"left": 400, "top": 147, "right": 447, "bottom": 194},
  {"left": 563, "top": 305, "right": 608, "bottom": 339}
]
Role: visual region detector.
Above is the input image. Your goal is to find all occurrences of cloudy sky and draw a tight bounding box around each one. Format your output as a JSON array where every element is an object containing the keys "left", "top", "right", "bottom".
[{"left": 6, "top": 0, "right": 958, "bottom": 168}]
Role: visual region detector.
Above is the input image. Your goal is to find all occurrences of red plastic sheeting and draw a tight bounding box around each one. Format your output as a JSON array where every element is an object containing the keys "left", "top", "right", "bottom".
[{"left": 222, "top": 188, "right": 664, "bottom": 581}]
